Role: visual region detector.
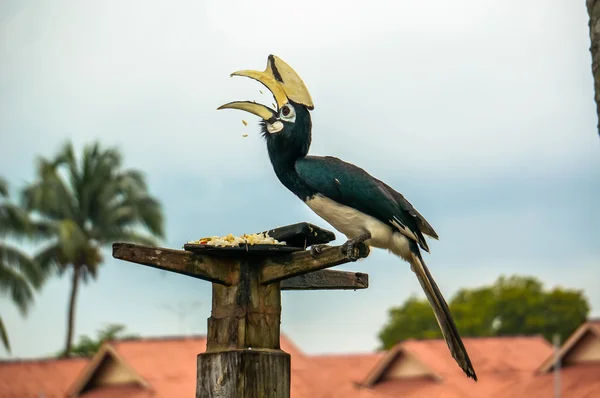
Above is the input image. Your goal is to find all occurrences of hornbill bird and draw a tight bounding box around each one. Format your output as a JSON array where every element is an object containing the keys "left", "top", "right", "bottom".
[{"left": 218, "top": 55, "right": 477, "bottom": 381}]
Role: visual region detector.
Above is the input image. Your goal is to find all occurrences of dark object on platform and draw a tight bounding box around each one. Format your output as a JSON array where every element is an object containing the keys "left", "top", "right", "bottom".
[
  {"left": 183, "top": 222, "right": 336, "bottom": 255},
  {"left": 183, "top": 243, "right": 304, "bottom": 256},
  {"left": 259, "top": 222, "right": 336, "bottom": 248}
]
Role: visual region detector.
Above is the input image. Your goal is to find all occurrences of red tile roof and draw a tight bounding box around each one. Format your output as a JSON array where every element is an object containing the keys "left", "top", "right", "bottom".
[
  {"left": 79, "top": 383, "right": 151, "bottom": 397},
  {"left": 312, "top": 353, "right": 385, "bottom": 397},
  {"left": 0, "top": 357, "right": 87, "bottom": 398},
  {"left": 110, "top": 336, "right": 206, "bottom": 398},
  {"left": 372, "top": 336, "right": 554, "bottom": 398},
  {"left": 1, "top": 322, "right": 600, "bottom": 398},
  {"left": 314, "top": 336, "right": 556, "bottom": 398},
  {"left": 502, "top": 363, "right": 600, "bottom": 398},
  {"left": 101, "top": 334, "right": 317, "bottom": 398},
  {"left": 403, "top": 335, "right": 554, "bottom": 375}
]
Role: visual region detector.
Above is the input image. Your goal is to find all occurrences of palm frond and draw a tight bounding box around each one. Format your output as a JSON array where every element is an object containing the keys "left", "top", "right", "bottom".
[
  {"left": 0, "top": 203, "right": 30, "bottom": 237},
  {"left": 54, "top": 142, "right": 82, "bottom": 201},
  {"left": 28, "top": 219, "right": 58, "bottom": 241},
  {"left": 34, "top": 242, "right": 66, "bottom": 274},
  {"left": 97, "top": 196, "right": 164, "bottom": 239},
  {"left": 0, "top": 264, "right": 35, "bottom": 315},
  {"left": 0, "top": 244, "right": 43, "bottom": 289},
  {"left": 0, "top": 203, "right": 57, "bottom": 245},
  {"left": 0, "top": 315, "right": 10, "bottom": 353},
  {"left": 89, "top": 169, "right": 164, "bottom": 241},
  {"left": 102, "top": 231, "right": 159, "bottom": 247},
  {"left": 0, "top": 177, "right": 8, "bottom": 198},
  {"left": 22, "top": 157, "right": 78, "bottom": 221},
  {"left": 120, "top": 170, "right": 148, "bottom": 191}
]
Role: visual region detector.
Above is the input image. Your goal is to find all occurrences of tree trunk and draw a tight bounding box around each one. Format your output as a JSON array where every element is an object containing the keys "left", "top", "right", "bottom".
[
  {"left": 63, "top": 264, "right": 80, "bottom": 357},
  {"left": 587, "top": 0, "right": 600, "bottom": 136}
]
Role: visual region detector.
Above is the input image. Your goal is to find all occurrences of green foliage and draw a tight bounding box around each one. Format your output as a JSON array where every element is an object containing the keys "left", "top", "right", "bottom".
[
  {"left": 58, "top": 324, "right": 139, "bottom": 358},
  {"left": 21, "top": 141, "right": 165, "bottom": 357},
  {"left": 0, "top": 177, "right": 45, "bottom": 353},
  {"left": 378, "top": 296, "right": 444, "bottom": 347},
  {"left": 378, "top": 275, "right": 590, "bottom": 350}
]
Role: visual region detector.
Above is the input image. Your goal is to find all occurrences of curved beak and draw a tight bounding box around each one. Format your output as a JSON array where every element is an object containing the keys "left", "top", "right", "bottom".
[
  {"left": 217, "top": 55, "right": 314, "bottom": 121},
  {"left": 217, "top": 101, "right": 277, "bottom": 121}
]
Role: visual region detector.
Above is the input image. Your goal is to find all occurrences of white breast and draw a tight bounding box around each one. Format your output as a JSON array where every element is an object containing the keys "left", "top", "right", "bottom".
[{"left": 304, "top": 194, "right": 412, "bottom": 260}]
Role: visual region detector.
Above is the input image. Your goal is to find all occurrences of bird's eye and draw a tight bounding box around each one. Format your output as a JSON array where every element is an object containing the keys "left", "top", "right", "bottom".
[{"left": 279, "top": 104, "right": 296, "bottom": 122}]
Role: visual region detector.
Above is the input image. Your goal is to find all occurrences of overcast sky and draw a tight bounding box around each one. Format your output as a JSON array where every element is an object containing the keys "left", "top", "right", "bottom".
[{"left": 1, "top": 0, "right": 599, "bottom": 359}]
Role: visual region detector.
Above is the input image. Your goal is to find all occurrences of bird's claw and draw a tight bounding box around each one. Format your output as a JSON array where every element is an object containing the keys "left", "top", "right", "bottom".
[
  {"left": 342, "top": 239, "right": 362, "bottom": 262},
  {"left": 310, "top": 244, "right": 328, "bottom": 257}
]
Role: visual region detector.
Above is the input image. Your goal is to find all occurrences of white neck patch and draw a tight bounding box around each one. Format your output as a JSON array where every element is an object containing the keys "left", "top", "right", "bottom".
[{"left": 267, "top": 121, "right": 284, "bottom": 134}]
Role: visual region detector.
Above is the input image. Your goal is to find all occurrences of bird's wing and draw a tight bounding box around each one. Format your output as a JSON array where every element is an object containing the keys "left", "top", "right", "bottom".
[{"left": 294, "top": 155, "right": 437, "bottom": 252}]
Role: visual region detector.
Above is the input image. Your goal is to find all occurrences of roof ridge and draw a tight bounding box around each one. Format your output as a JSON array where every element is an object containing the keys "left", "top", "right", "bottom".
[
  {"left": 109, "top": 334, "right": 208, "bottom": 343},
  {"left": 399, "top": 334, "right": 547, "bottom": 343},
  {"left": 0, "top": 356, "right": 88, "bottom": 364},
  {"left": 311, "top": 352, "right": 385, "bottom": 358}
]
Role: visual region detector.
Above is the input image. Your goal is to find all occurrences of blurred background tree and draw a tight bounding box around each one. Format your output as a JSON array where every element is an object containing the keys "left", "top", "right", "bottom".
[
  {"left": 21, "top": 141, "right": 165, "bottom": 357},
  {"left": 0, "top": 177, "right": 44, "bottom": 353},
  {"left": 58, "top": 323, "right": 139, "bottom": 358},
  {"left": 378, "top": 275, "right": 590, "bottom": 350}
]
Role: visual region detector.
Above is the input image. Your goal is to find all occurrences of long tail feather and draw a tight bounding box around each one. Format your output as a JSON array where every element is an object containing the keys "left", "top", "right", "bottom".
[{"left": 409, "top": 252, "right": 478, "bottom": 381}]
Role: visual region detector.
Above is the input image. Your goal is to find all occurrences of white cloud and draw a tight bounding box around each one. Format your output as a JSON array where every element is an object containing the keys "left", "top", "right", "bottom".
[{"left": 1, "top": 0, "right": 597, "bottom": 182}]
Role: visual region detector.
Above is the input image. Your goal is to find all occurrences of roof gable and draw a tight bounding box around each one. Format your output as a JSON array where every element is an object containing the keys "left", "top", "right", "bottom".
[
  {"left": 382, "top": 350, "right": 439, "bottom": 380},
  {"left": 66, "top": 343, "right": 149, "bottom": 397},
  {"left": 362, "top": 345, "right": 442, "bottom": 387},
  {"left": 537, "top": 321, "right": 600, "bottom": 373}
]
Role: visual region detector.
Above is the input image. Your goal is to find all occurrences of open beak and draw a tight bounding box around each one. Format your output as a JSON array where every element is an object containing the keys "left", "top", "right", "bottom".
[
  {"left": 217, "top": 55, "right": 314, "bottom": 121},
  {"left": 217, "top": 100, "right": 278, "bottom": 121}
]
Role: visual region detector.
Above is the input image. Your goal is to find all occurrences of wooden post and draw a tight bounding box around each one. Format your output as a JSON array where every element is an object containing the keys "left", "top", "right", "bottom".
[{"left": 112, "top": 222, "right": 370, "bottom": 398}]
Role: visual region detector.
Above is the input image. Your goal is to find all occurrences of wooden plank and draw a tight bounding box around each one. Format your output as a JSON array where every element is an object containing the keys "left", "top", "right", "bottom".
[
  {"left": 112, "top": 243, "right": 236, "bottom": 286},
  {"left": 260, "top": 244, "right": 370, "bottom": 285},
  {"left": 197, "top": 349, "right": 290, "bottom": 398},
  {"left": 281, "top": 269, "right": 369, "bottom": 290},
  {"left": 259, "top": 222, "right": 336, "bottom": 248}
]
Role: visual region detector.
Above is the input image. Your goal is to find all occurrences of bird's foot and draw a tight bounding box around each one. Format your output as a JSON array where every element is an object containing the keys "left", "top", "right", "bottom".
[
  {"left": 310, "top": 244, "right": 329, "bottom": 257},
  {"left": 341, "top": 232, "right": 371, "bottom": 262}
]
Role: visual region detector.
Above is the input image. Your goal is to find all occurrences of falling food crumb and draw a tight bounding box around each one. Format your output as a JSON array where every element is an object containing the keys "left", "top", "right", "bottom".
[
  {"left": 259, "top": 90, "right": 264, "bottom": 94},
  {"left": 242, "top": 120, "right": 248, "bottom": 126},
  {"left": 242, "top": 134, "right": 248, "bottom": 138},
  {"left": 272, "top": 103, "right": 276, "bottom": 108}
]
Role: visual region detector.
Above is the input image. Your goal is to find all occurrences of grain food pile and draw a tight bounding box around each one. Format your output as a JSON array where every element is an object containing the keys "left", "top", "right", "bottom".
[{"left": 188, "top": 232, "right": 286, "bottom": 247}]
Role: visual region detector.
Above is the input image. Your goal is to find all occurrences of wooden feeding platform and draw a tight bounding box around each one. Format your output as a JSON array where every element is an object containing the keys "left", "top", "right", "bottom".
[{"left": 112, "top": 222, "right": 370, "bottom": 398}]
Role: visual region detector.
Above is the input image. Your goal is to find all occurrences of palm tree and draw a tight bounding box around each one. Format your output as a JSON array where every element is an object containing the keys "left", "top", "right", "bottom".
[
  {"left": 0, "top": 177, "right": 44, "bottom": 353},
  {"left": 22, "top": 142, "right": 164, "bottom": 357}
]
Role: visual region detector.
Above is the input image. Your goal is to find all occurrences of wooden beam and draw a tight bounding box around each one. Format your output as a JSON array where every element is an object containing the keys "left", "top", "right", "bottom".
[
  {"left": 112, "top": 243, "right": 237, "bottom": 286},
  {"left": 281, "top": 269, "right": 368, "bottom": 290},
  {"left": 260, "top": 244, "right": 370, "bottom": 285}
]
